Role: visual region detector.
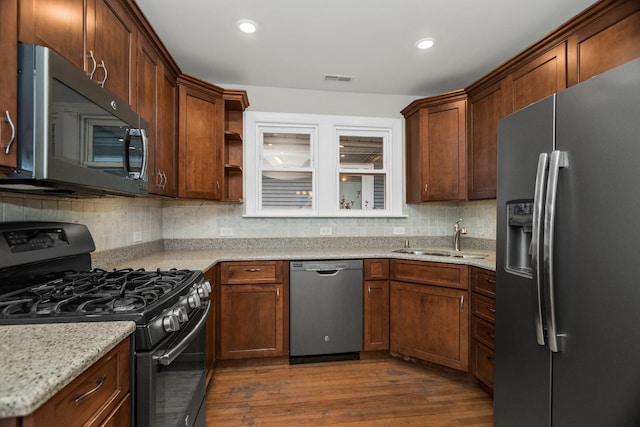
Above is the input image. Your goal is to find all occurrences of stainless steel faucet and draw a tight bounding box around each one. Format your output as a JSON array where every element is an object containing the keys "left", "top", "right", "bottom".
[{"left": 454, "top": 219, "right": 468, "bottom": 252}]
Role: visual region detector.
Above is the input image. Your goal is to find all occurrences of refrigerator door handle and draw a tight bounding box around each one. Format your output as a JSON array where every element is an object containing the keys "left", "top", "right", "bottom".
[
  {"left": 543, "top": 150, "right": 569, "bottom": 353},
  {"left": 531, "top": 153, "right": 549, "bottom": 346}
]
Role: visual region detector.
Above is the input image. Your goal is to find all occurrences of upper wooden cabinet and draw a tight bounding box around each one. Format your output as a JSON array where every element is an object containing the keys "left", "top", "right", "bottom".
[
  {"left": 507, "top": 43, "right": 567, "bottom": 113},
  {"left": 402, "top": 91, "right": 467, "bottom": 203},
  {"left": 0, "top": 0, "right": 18, "bottom": 171},
  {"left": 177, "top": 74, "right": 224, "bottom": 200},
  {"left": 19, "top": 0, "right": 137, "bottom": 106},
  {"left": 137, "top": 35, "right": 178, "bottom": 197},
  {"left": 462, "top": 0, "right": 640, "bottom": 201}
]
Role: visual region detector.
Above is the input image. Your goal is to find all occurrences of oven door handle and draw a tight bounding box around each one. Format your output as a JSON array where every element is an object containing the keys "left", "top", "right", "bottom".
[{"left": 154, "top": 302, "right": 210, "bottom": 366}]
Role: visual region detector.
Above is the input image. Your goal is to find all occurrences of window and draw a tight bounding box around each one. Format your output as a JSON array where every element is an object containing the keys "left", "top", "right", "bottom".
[{"left": 245, "top": 112, "right": 404, "bottom": 217}]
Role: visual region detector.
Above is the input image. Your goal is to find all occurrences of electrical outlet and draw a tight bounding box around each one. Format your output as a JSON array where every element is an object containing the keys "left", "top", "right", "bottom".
[
  {"left": 133, "top": 231, "right": 142, "bottom": 242},
  {"left": 320, "top": 227, "right": 332, "bottom": 236},
  {"left": 393, "top": 227, "right": 406, "bottom": 235},
  {"left": 220, "top": 227, "right": 233, "bottom": 237}
]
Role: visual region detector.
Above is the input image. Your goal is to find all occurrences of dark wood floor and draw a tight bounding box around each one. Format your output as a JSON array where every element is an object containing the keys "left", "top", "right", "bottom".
[{"left": 205, "top": 357, "right": 493, "bottom": 426}]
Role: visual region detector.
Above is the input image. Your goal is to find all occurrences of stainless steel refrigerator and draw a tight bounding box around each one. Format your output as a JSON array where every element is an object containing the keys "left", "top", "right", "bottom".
[{"left": 494, "top": 57, "right": 640, "bottom": 427}]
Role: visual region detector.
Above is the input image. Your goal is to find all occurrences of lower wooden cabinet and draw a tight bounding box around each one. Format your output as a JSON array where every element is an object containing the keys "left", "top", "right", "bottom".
[
  {"left": 218, "top": 261, "right": 289, "bottom": 360},
  {"left": 9, "top": 338, "right": 131, "bottom": 427},
  {"left": 390, "top": 280, "right": 469, "bottom": 371},
  {"left": 469, "top": 267, "right": 496, "bottom": 391},
  {"left": 363, "top": 259, "right": 390, "bottom": 351}
]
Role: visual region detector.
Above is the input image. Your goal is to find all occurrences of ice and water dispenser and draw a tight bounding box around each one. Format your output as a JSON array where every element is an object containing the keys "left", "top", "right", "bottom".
[{"left": 505, "top": 201, "right": 533, "bottom": 278}]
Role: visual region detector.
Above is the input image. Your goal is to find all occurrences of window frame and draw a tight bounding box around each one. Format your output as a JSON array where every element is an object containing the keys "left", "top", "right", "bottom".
[{"left": 244, "top": 111, "right": 404, "bottom": 218}]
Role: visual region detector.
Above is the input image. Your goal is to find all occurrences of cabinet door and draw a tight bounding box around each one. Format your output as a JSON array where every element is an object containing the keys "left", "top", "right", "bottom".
[
  {"left": 567, "top": 1, "right": 640, "bottom": 85},
  {"left": 422, "top": 100, "right": 467, "bottom": 201},
  {"left": 156, "top": 66, "right": 178, "bottom": 196},
  {"left": 363, "top": 280, "right": 390, "bottom": 351},
  {"left": 0, "top": 0, "right": 18, "bottom": 170},
  {"left": 467, "top": 80, "right": 509, "bottom": 200},
  {"left": 19, "top": 0, "right": 86, "bottom": 70},
  {"left": 90, "top": 0, "right": 136, "bottom": 106},
  {"left": 219, "top": 284, "right": 285, "bottom": 359},
  {"left": 390, "top": 280, "right": 469, "bottom": 371},
  {"left": 178, "top": 85, "right": 222, "bottom": 199},
  {"left": 508, "top": 43, "right": 567, "bottom": 113}
]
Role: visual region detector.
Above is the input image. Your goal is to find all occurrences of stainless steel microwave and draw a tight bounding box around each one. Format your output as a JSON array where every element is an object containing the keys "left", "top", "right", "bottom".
[{"left": 0, "top": 44, "right": 149, "bottom": 196}]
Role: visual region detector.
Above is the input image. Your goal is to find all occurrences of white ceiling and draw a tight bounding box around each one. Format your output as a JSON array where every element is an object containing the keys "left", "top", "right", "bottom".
[{"left": 135, "top": 0, "right": 597, "bottom": 97}]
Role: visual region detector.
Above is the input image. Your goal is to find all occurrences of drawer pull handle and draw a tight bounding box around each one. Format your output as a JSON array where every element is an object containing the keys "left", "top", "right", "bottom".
[
  {"left": 486, "top": 355, "right": 495, "bottom": 365},
  {"left": 75, "top": 375, "right": 106, "bottom": 406},
  {"left": 245, "top": 268, "right": 261, "bottom": 272},
  {"left": 486, "top": 278, "right": 496, "bottom": 284},
  {"left": 488, "top": 307, "right": 496, "bottom": 313}
]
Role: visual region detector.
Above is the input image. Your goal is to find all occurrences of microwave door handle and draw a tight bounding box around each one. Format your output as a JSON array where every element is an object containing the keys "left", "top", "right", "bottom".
[
  {"left": 140, "top": 128, "right": 149, "bottom": 181},
  {"left": 123, "top": 129, "right": 132, "bottom": 177},
  {"left": 531, "top": 152, "right": 548, "bottom": 346},
  {"left": 543, "top": 150, "right": 568, "bottom": 353}
]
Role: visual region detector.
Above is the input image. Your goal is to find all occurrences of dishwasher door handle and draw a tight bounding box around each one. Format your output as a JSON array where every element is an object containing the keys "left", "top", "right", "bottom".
[{"left": 311, "top": 269, "right": 343, "bottom": 276}]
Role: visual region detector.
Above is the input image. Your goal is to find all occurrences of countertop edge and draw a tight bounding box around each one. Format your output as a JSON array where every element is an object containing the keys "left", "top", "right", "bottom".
[{"left": 0, "top": 321, "right": 136, "bottom": 419}]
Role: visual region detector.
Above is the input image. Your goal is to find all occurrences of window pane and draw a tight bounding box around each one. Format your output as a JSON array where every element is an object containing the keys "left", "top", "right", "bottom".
[
  {"left": 262, "top": 172, "right": 313, "bottom": 209},
  {"left": 263, "top": 132, "right": 311, "bottom": 168},
  {"left": 339, "top": 174, "right": 385, "bottom": 210},
  {"left": 339, "top": 136, "right": 383, "bottom": 169}
]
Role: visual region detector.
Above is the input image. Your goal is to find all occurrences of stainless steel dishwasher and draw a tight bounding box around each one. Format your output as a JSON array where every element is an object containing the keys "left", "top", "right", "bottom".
[{"left": 289, "top": 259, "right": 363, "bottom": 362}]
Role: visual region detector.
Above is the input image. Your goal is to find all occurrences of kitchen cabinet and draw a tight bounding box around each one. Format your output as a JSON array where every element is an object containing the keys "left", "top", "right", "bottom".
[
  {"left": 204, "top": 267, "right": 216, "bottom": 388},
  {"left": 218, "top": 261, "right": 289, "bottom": 359},
  {"left": 390, "top": 260, "right": 469, "bottom": 371},
  {"left": 469, "top": 267, "right": 496, "bottom": 391},
  {"left": 567, "top": 0, "right": 640, "bottom": 86},
  {"left": 222, "top": 90, "right": 249, "bottom": 202},
  {"left": 137, "top": 35, "right": 178, "bottom": 196},
  {"left": 507, "top": 43, "right": 567, "bottom": 113},
  {"left": 19, "top": 0, "right": 138, "bottom": 106},
  {"left": 0, "top": 0, "right": 18, "bottom": 171},
  {"left": 401, "top": 91, "right": 467, "bottom": 203},
  {"left": 177, "top": 74, "right": 224, "bottom": 200},
  {"left": 363, "top": 259, "right": 390, "bottom": 352},
  {"left": 467, "top": 80, "right": 509, "bottom": 200},
  {"left": 3, "top": 338, "right": 131, "bottom": 427}
]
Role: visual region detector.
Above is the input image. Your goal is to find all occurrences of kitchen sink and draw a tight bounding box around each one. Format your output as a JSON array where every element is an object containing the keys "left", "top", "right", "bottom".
[{"left": 392, "top": 248, "right": 488, "bottom": 259}]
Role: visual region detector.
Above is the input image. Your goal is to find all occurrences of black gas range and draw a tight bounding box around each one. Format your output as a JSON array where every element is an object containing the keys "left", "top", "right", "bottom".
[{"left": 0, "top": 222, "right": 210, "bottom": 427}]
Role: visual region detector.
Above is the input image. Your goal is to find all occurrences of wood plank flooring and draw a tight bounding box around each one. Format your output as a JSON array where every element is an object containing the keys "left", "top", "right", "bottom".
[{"left": 205, "top": 358, "right": 493, "bottom": 426}]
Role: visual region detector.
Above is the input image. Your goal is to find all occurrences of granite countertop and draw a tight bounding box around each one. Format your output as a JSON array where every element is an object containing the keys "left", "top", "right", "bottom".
[
  {"left": 100, "top": 246, "right": 496, "bottom": 272},
  {"left": 0, "top": 321, "right": 136, "bottom": 419}
]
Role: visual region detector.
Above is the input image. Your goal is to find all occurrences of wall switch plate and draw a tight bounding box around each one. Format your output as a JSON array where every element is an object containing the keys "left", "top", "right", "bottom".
[
  {"left": 133, "top": 231, "right": 142, "bottom": 242},
  {"left": 220, "top": 227, "right": 234, "bottom": 237},
  {"left": 393, "top": 227, "right": 406, "bottom": 235},
  {"left": 320, "top": 227, "right": 332, "bottom": 236}
]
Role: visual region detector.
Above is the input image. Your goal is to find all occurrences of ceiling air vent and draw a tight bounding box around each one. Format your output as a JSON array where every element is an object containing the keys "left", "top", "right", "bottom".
[{"left": 324, "top": 74, "right": 354, "bottom": 82}]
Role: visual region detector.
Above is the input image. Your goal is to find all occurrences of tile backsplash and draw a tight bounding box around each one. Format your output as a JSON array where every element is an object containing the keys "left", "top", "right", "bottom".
[{"left": 1, "top": 193, "right": 495, "bottom": 252}]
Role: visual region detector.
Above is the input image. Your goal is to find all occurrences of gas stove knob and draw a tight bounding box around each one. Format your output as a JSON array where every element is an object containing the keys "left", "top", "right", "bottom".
[
  {"left": 187, "top": 293, "right": 201, "bottom": 309},
  {"left": 162, "top": 314, "right": 180, "bottom": 332},
  {"left": 197, "top": 282, "right": 210, "bottom": 299},
  {"left": 203, "top": 280, "right": 212, "bottom": 294},
  {"left": 173, "top": 306, "right": 188, "bottom": 323}
]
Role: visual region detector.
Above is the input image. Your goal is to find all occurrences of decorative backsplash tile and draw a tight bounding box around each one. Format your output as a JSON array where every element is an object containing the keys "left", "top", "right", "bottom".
[{"left": 1, "top": 193, "right": 496, "bottom": 252}]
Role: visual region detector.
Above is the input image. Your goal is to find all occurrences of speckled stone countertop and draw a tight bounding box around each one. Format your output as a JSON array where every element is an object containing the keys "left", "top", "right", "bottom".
[
  {"left": 0, "top": 321, "right": 135, "bottom": 418},
  {"left": 97, "top": 245, "right": 495, "bottom": 272}
]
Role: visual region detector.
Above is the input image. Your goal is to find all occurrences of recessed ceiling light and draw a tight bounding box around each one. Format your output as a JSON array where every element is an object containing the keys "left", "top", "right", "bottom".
[
  {"left": 416, "top": 38, "right": 435, "bottom": 50},
  {"left": 238, "top": 20, "right": 257, "bottom": 34}
]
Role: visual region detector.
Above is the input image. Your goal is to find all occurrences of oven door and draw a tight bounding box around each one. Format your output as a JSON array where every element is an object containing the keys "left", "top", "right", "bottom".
[{"left": 136, "top": 302, "right": 209, "bottom": 427}]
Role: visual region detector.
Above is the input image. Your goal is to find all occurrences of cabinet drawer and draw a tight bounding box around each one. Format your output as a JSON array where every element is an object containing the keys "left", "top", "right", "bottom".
[
  {"left": 470, "top": 267, "right": 496, "bottom": 298},
  {"left": 471, "top": 340, "right": 494, "bottom": 390},
  {"left": 472, "top": 293, "right": 496, "bottom": 323},
  {"left": 220, "top": 261, "right": 284, "bottom": 284},
  {"left": 364, "top": 259, "right": 389, "bottom": 280},
  {"left": 390, "top": 259, "right": 468, "bottom": 290},
  {"left": 471, "top": 316, "right": 495, "bottom": 349},
  {"left": 25, "top": 338, "right": 130, "bottom": 427}
]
